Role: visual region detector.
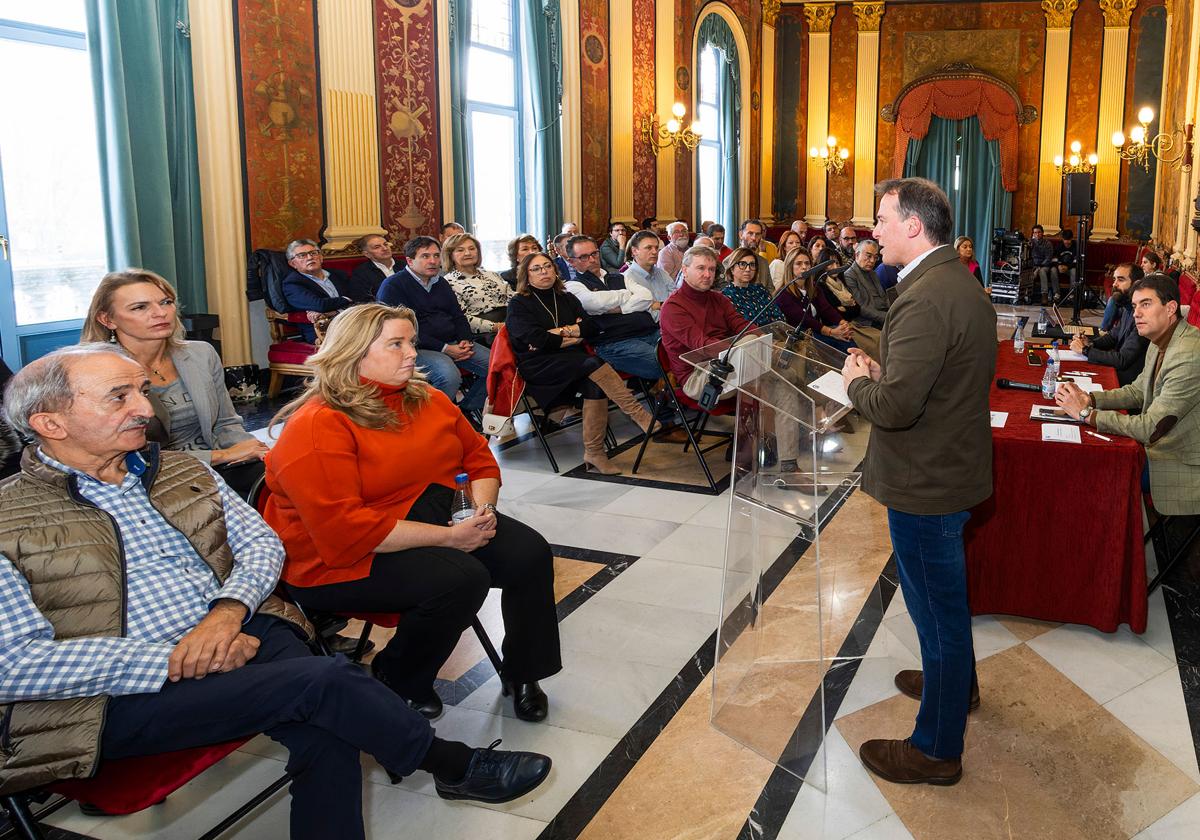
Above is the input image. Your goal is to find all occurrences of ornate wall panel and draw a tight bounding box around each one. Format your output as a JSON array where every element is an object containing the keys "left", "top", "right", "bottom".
[
  {"left": 374, "top": 0, "right": 441, "bottom": 241},
  {"left": 580, "top": 0, "right": 610, "bottom": 234},
  {"left": 1062, "top": 0, "right": 1104, "bottom": 231},
  {"left": 877, "top": 3, "right": 1047, "bottom": 233},
  {"left": 773, "top": 7, "right": 807, "bottom": 220},
  {"left": 1121, "top": 1, "right": 1167, "bottom": 239},
  {"left": 236, "top": 0, "right": 323, "bottom": 251},
  {"left": 903, "top": 30, "right": 1021, "bottom": 89},
  {"left": 1158, "top": 0, "right": 1194, "bottom": 249},
  {"left": 826, "top": 6, "right": 858, "bottom": 222},
  {"left": 633, "top": 0, "right": 658, "bottom": 221},
  {"left": 675, "top": 0, "right": 696, "bottom": 217}
]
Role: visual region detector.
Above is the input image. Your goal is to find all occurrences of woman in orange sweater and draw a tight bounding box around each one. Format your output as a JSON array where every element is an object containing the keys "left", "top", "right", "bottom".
[{"left": 264, "top": 304, "right": 560, "bottom": 722}]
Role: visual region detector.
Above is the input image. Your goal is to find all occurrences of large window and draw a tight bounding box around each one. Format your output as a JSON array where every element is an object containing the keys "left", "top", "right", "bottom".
[
  {"left": 696, "top": 44, "right": 722, "bottom": 229},
  {"left": 467, "top": 0, "right": 523, "bottom": 268},
  {"left": 0, "top": 0, "right": 106, "bottom": 364}
]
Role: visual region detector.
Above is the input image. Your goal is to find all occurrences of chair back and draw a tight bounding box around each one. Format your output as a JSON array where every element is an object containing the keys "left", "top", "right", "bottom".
[
  {"left": 250, "top": 474, "right": 270, "bottom": 515},
  {"left": 1189, "top": 286, "right": 1200, "bottom": 328},
  {"left": 1180, "top": 272, "right": 1197, "bottom": 306},
  {"left": 248, "top": 249, "right": 293, "bottom": 312}
]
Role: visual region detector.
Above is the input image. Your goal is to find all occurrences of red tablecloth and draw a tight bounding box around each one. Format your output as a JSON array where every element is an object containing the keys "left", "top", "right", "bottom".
[{"left": 965, "top": 343, "right": 1147, "bottom": 632}]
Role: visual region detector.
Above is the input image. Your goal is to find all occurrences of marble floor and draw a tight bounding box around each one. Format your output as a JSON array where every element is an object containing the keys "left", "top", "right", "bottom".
[{"left": 19, "top": 341, "right": 1200, "bottom": 840}]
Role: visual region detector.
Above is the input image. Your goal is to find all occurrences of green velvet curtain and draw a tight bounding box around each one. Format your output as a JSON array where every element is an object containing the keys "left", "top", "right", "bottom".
[
  {"left": 698, "top": 15, "right": 739, "bottom": 234},
  {"left": 85, "top": 0, "right": 206, "bottom": 313},
  {"left": 903, "top": 116, "right": 1011, "bottom": 284},
  {"left": 521, "top": 0, "right": 563, "bottom": 243},
  {"left": 449, "top": 0, "right": 474, "bottom": 231}
]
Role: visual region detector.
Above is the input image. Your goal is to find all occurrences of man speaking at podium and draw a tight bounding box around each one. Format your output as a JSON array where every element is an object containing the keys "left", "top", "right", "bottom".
[{"left": 841, "top": 178, "right": 997, "bottom": 786}]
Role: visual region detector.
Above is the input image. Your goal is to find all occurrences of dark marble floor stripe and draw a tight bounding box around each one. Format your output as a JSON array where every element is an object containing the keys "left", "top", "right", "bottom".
[
  {"left": 560, "top": 435, "right": 732, "bottom": 496},
  {"left": 1158, "top": 515, "right": 1200, "bottom": 776},
  {"left": 736, "top": 557, "right": 899, "bottom": 840},
  {"left": 434, "top": 544, "right": 641, "bottom": 704},
  {"left": 536, "top": 486, "right": 859, "bottom": 840}
]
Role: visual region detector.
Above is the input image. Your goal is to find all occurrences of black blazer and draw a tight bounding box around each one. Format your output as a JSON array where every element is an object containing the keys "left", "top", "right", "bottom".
[
  {"left": 282, "top": 268, "right": 358, "bottom": 342},
  {"left": 351, "top": 260, "right": 392, "bottom": 299}
]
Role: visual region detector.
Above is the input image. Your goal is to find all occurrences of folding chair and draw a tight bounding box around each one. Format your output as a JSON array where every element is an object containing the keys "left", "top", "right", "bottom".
[
  {"left": 631, "top": 342, "right": 734, "bottom": 493},
  {"left": 1144, "top": 493, "right": 1200, "bottom": 594}
]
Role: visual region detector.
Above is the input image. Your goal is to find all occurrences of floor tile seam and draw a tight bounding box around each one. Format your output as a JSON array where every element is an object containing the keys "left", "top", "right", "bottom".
[{"left": 1098, "top": 661, "right": 1189, "bottom": 710}]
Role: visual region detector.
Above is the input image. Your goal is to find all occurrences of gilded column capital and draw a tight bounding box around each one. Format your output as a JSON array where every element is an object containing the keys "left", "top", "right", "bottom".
[
  {"left": 1040, "top": 0, "right": 1078, "bottom": 29},
  {"left": 803, "top": 2, "right": 836, "bottom": 33},
  {"left": 762, "top": 0, "right": 781, "bottom": 27},
  {"left": 1099, "top": 0, "right": 1137, "bottom": 27},
  {"left": 853, "top": 2, "right": 885, "bottom": 32}
]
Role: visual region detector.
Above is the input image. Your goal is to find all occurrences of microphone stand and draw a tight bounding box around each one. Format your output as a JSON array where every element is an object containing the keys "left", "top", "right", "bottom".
[{"left": 698, "top": 258, "right": 833, "bottom": 409}]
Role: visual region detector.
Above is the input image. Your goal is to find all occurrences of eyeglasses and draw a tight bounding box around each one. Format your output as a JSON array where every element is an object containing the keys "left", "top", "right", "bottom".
[
  {"left": 528, "top": 262, "right": 557, "bottom": 273},
  {"left": 292, "top": 250, "right": 321, "bottom": 260},
  {"left": 572, "top": 250, "right": 600, "bottom": 260},
  {"left": 733, "top": 260, "right": 757, "bottom": 270}
]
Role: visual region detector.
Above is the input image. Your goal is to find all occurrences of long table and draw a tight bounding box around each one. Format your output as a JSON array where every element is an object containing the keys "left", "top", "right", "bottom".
[{"left": 964, "top": 341, "right": 1148, "bottom": 633}]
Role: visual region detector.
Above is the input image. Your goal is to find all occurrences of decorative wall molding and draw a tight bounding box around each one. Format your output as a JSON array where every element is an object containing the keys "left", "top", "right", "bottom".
[
  {"left": 803, "top": 3, "right": 836, "bottom": 33},
  {"left": 1099, "top": 0, "right": 1138, "bottom": 28},
  {"left": 852, "top": 1, "right": 885, "bottom": 33},
  {"left": 1037, "top": 26, "right": 1072, "bottom": 232},
  {"left": 1041, "top": 0, "right": 1079, "bottom": 29},
  {"left": 654, "top": 0, "right": 674, "bottom": 219},
  {"left": 762, "top": 0, "right": 782, "bottom": 28}
]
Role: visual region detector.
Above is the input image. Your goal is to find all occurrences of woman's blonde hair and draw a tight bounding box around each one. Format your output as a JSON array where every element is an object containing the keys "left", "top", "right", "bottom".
[
  {"left": 80, "top": 268, "right": 186, "bottom": 347},
  {"left": 269, "top": 303, "right": 431, "bottom": 434},
  {"left": 442, "top": 232, "right": 483, "bottom": 273},
  {"left": 726, "top": 247, "right": 771, "bottom": 291},
  {"left": 779, "top": 245, "right": 815, "bottom": 299}
]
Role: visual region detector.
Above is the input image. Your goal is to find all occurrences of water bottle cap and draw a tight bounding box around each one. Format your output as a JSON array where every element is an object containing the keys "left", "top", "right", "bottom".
[{"left": 455, "top": 472, "right": 469, "bottom": 483}]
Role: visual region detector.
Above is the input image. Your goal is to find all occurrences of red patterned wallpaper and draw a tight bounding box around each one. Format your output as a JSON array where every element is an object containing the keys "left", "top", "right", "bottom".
[
  {"left": 632, "top": 0, "right": 657, "bottom": 222},
  {"left": 375, "top": 0, "right": 442, "bottom": 241},
  {"left": 826, "top": 5, "right": 857, "bottom": 223},
  {"left": 236, "top": 0, "right": 323, "bottom": 251},
  {"left": 580, "top": 0, "right": 610, "bottom": 235},
  {"left": 876, "top": 3, "right": 1047, "bottom": 232}
]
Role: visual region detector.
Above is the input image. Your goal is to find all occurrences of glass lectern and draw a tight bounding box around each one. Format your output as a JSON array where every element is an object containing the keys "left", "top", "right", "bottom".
[{"left": 680, "top": 322, "right": 868, "bottom": 792}]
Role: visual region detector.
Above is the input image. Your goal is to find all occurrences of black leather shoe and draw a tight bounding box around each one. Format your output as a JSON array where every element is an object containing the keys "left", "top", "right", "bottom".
[
  {"left": 371, "top": 663, "right": 444, "bottom": 720},
  {"left": 325, "top": 633, "right": 374, "bottom": 657},
  {"left": 502, "top": 681, "right": 549, "bottom": 722},
  {"left": 434, "top": 739, "right": 552, "bottom": 803}
]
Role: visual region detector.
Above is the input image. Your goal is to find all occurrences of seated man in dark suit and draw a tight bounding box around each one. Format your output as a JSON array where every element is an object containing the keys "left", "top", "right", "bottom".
[
  {"left": 377, "top": 236, "right": 491, "bottom": 414},
  {"left": 1070, "top": 263, "right": 1149, "bottom": 386},
  {"left": 282, "top": 239, "right": 371, "bottom": 342},
  {"left": 349, "top": 234, "right": 397, "bottom": 299}
]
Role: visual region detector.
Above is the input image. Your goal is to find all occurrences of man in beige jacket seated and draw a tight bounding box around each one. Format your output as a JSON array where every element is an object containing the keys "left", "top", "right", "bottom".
[{"left": 1056, "top": 273, "right": 1200, "bottom": 516}]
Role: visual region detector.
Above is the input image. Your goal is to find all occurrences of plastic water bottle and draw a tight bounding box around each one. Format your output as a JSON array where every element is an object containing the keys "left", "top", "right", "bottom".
[
  {"left": 1041, "top": 364, "right": 1057, "bottom": 400},
  {"left": 450, "top": 472, "right": 475, "bottom": 523},
  {"left": 1037, "top": 308, "right": 1049, "bottom": 332},
  {"left": 1013, "top": 328, "right": 1025, "bottom": 354}
]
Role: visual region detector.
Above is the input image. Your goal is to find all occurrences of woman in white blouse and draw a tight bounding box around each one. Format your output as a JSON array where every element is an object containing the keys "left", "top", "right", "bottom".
[{"left": 442, "top": 232, "right": 513, "bottom": 346}]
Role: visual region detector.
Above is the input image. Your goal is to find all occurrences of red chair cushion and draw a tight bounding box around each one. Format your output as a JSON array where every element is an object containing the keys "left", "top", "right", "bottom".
[
  {"left": 284, "top": 311, "right": 312, "bottom": 324},
  {"left": 49, "top": 739, "right": 247, "bottom": 815},
  {"left": 268, "top": 341, "right": 317, "bottom": 365},
  {"left": 1180, "top": 273, "right": 1197, "bottom": 305},
  {"left": 1189, "top": 287, "right": 1200, "bottom": 328}
]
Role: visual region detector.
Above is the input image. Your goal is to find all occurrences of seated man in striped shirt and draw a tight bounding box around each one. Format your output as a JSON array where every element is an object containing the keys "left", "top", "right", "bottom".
[{"left": 0, "top": 344, "right": 549, "bottom": 840}]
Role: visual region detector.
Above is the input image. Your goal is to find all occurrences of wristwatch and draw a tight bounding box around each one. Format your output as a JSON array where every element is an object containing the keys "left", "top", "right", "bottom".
[
  {"left": 1079, "top": 405, "right": 1093, "bottom": 422},
  {"left": 480, "top": 503, "right": 498, "bottom": 516}
]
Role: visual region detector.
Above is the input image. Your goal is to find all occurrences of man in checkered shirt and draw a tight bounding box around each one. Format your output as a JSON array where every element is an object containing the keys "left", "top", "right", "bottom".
[{"left": 0, "top": 344, "right": 550, "bottom": 839}]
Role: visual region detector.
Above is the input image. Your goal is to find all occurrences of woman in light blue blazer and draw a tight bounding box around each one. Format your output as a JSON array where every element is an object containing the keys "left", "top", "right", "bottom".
[{"left": 82, "top": 269, "right": 268, "bottom": 497}]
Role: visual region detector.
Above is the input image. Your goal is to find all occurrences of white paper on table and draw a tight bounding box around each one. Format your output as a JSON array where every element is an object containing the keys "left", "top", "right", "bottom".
[
  {"left": 808, "top": 370, "right": 853, "bottom": 406},
  {"left": 1081, "top": 382, "right": 1105, "bottom": 393},
  {"left": 1067, "top": 375, "right": 1093, "bottom": 386},
  {"left": 1050, "top": 349, "right": 1089, "bottom": 362},
  {"left": 990, "top": 411, "right": 1009, "bottom": 428},
  {"left": 1041, "top": 424, "right": 1081, "bottom": 443}
]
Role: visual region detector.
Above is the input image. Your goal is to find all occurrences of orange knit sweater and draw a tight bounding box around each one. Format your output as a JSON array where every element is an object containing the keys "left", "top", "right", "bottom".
[{"left": 263, "top": 382, "right": 502, "bottom": 587}]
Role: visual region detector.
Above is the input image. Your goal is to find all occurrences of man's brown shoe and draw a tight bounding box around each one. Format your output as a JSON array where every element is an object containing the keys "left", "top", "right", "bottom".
[
  {"left": 894, "top": 670, "right": 980, "bottom": 712},
  {"left": 859, "top": 738, "right": 962, "bottom": 786}
]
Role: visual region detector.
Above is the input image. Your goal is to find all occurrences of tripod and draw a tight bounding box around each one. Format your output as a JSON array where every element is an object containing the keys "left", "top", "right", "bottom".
[{"left": 1057, "top": 211, "right": 1093, "bottom": 325}]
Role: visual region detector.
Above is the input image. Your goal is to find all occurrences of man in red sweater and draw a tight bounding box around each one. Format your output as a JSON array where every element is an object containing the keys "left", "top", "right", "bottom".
[{"left": 660, "top": 245, "right": 750, "bottom": 387}]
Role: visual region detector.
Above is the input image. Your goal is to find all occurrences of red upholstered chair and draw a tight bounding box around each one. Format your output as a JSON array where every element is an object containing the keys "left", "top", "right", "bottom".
[
  {"left": 265, "top": 309, "right": 331, "bottom": 398},
  {"left": 631, "top": 341, "right": 734, "bottom": 493},
  {"left": 1188, "top": 285, "right": 1200, "bottom": 328},
  {"left": 249, "top": 479, "right": 504, "bottom": 675}
]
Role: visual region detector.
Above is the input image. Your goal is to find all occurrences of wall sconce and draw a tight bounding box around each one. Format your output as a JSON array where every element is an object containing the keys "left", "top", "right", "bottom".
[
  {"left": 640, "top": 102, "right": 703, "bottom": 155},
  {"left": 1112, "top": 106, "right": 1194, "bottom": 173},
  {"left": 809, "top": 135, "right": 851, "bottom": 175},
  {"left": 1053, "top": 140, "right": 1098, "bottom": 176}
]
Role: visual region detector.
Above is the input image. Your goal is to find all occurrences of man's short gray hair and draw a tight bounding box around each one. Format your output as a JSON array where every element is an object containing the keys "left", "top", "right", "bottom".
[
  {"left": 666, "top": 221, "right": 688, "bottom": 235},
  {"left": 286, "top": 239, "right": 319, "bottom": 260},
  {"left": 3, "top": 343, "right": 135, "bottom": 439},
  {"left": 682, "top": 245, "right": 718, "bottom": 267},
  {"left": 855, "top": 238, "right": 879, "bottom": 255}
]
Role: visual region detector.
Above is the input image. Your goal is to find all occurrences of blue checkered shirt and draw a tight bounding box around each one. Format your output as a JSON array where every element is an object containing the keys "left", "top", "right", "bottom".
[{"left": 0, "top": 450, "right": 284, "bottom": 703}]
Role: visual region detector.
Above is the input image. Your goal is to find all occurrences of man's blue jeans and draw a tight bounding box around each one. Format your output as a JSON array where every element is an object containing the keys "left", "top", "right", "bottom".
[
  {"left": 416, "top": 344, "right": 491, "bottom": 411},
  {"left": 887, "top": 508, "right": 976, "bottom": 760},
  {"left": 1100, "top": 296, "right": 1119, "bottom": 332},
  {"left": 594, "top": 332, "right": 661, "bottom": 381}
]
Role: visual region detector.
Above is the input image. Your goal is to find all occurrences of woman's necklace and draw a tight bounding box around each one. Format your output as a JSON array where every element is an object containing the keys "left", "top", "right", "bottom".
[
  {"left": 532, "top": 289, "right": 559, "bottom": 326},
  {"left": 146, "top": 349, "right": 171, "bottom": 382}
]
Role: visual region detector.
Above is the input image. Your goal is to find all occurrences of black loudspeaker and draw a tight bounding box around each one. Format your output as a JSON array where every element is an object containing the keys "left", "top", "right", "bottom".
[{"left": 1065, "top": 172, "right": 1093, "bottom": 216}]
